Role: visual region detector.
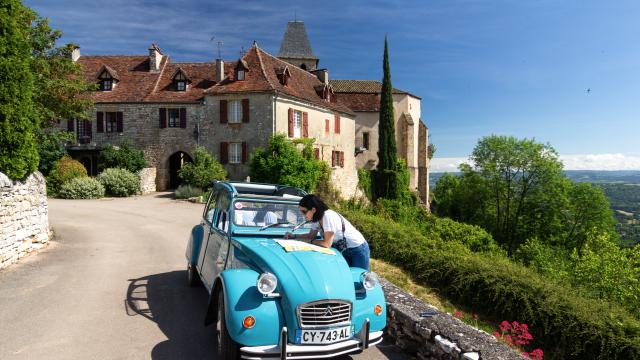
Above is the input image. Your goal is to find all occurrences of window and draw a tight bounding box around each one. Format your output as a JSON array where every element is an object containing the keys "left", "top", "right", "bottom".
[
  {"left": 100, "top": 79, "right": 112, "bottom": 91},
  {"left": 105, "top": 112, "right": 118, "bottom": 133},
  {"left": 332, "top": 151, "right": 344, "bottom": 168},
  {"left": 293, "top": 110, "right": 302, "bottom": 138},
  {"left": 168, "top": 109, "right": 180, "bottom": 127},
  {"left": 229, "top": 100, "right": 242, "bottom": 123},
  {"left": 229, "top": 143, "right": 242, "bottom": 164},
  {"left": 334, "top": 115, "right": 341, "bottom": 134},
  {"left": 325, "top": 119, "right": 330, "bottom": 134},
  {"left": 176, "top": 80, "right": 186, "bottom": 91},
  {"left": 236, "top": 70, "right": 245, "bottom": 81},
  {"left": 363, "top": 132, "right": 370, "bottom": 150},
  {"left": 76, "top": 120, "right": 92, "bottom": 144},
  {"left": 173, "top": 70, "right": 188, "bottom": 91}
]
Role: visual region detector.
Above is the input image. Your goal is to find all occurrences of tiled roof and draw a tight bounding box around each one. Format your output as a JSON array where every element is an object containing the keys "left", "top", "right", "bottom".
[
  {"left": 333, "top": 93, "right": 380, "bottom": 112},
  {"left": 278, "top": 21, "right": 318, "bottom": 60},
  {"left": 206, "top": 45, "right": 353, "bottom": 115},
  {"left": 144, "top": 61, "right": 233, "bottom": 102},
  {"left": 329, "top": 80, "right": 417, "bottom": 96}
]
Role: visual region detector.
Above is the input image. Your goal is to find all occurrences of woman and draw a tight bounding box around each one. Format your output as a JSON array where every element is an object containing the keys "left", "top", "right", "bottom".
[{"left": 285, "top": 194, "right": 370, "bottom": 270}]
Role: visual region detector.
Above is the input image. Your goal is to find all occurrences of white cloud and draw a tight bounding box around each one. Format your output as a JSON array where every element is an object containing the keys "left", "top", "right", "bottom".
[{"left": 430, "top": 154, "right": 640, "bottom": 172}]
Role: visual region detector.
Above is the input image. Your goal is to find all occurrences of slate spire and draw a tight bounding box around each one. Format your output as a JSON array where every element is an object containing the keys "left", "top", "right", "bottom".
[{"left": 277, "top": 21, "right": 319, "bottom": 71}]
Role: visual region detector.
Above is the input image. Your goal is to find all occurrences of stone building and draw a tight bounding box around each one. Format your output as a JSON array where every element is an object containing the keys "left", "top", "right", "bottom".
[
  {"left": 276, "top": 21, "right": 430, "bottom": 201},
  {"left": 63, "top": 41, "right": 358, "bottom": 194},
  {"left": 62, "top": 21, "right": 428, "bottom": 201}
]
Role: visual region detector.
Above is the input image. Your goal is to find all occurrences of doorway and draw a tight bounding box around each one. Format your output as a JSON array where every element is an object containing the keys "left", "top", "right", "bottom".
[{"left": 168, "top": 151, "right": 193, "bottom": 189}]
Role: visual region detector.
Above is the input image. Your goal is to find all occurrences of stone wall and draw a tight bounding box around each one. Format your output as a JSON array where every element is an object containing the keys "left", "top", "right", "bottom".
[
  {"left": 382, "top": 278, "right": 521, "bottom": 360},
  {"left": 0, "top": 172, "right": 50, "bottom": 270},
  {"left": 139, "top": 167, "right": 156, "bottom": 194}
]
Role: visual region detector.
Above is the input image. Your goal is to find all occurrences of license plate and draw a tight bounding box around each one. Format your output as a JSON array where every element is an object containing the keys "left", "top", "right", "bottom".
[{"left": 295, "top": 325, "right": 353, "bottom": 344}]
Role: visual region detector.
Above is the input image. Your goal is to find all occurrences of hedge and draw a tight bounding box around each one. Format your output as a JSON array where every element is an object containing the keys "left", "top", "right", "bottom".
[
  {"left": 97, "top": 168, "right": 139, "bottom": 197},
  {"left": 342, "top": 209, "right": 640, "bottom": 360},
  {"left": 58, "top": 177, "right": 104, "bottom": 199}
]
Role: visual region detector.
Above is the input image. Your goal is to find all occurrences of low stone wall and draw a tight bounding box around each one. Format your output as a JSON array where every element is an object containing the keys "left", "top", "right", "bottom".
[
  {"left": 382, "top": 279, "right": 521, "bottom": 360},
  {"left": 139, "top": 167, "right": 156, "bottom": 195},
  {"left": 0, "top": 171, "right": 50, "bottom": 270}
]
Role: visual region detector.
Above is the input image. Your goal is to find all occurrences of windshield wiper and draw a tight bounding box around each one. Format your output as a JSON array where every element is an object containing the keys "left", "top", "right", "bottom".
[
  {"left": 291, "top": 220, "right": 310, "bottom": 232},
  {"left": 259, "top": 220, "right": 294, "bottom": 231}
]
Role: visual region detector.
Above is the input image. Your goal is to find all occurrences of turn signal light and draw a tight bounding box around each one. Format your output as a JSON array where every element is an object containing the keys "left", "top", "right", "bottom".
[
  {"left": 374, "top": 304, "right": 383, "bottom": 316},
  {"left": 243, "top": 315, "right": 256, "bottom": 329}
]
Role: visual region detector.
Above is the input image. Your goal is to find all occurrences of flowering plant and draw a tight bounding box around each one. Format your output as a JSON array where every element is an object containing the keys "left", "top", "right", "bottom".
[{"left": 493, "top": 320, "right": 543, "bottom": 359}]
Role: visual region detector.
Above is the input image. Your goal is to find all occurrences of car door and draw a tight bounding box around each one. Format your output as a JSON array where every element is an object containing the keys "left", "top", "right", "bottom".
[
  {"left": 197, "top": 189, "right": 218, "bottom": 273},
  {"left": 200, "top": 190, "right": 231, "bottom": 289}
]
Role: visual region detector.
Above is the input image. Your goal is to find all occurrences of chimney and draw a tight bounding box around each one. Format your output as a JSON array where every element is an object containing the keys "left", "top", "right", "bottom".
[
  {"left": 148, "top": 43, "right": 163, "bottom": 72},
  {"left": 216, "top": 59, "right": 225, "bottom": 83},
  {"left": 313, "top": 69, "right": 329, "bottom": 85},
  {"left": 70, "top": 45, "right": 81, "bottom": 62}
]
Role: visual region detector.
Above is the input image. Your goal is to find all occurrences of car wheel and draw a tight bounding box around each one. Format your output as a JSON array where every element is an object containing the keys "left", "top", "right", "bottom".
[
  {"left": 216, "top": 290, "right": 239, "bottom": 360},
  {"left": 187, "top": 263, "right": 200, "bottom": 287}
]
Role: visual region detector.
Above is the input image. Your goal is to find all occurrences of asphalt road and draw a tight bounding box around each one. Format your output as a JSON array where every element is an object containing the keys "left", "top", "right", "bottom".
[{"left": 0, "top": 193, "right": 409, "bottom": 360}]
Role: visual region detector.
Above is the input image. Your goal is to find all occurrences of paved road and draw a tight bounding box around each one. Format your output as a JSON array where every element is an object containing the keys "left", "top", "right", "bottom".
[{"left": 0, "top": 193, "right": 408, "bottom": 360}]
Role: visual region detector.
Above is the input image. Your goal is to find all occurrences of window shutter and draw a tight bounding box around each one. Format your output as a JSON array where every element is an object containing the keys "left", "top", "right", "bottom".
[
  {"left": 325, "top": 119, "right": 329, "bottom": 133},
  {"left": 220, "top": 142, "right": 229, "bottom": 164},
  {"left": 302, "top": 112, "right": 309, "bottom": 138},
  {"left": 340, "top": 151, "right": 345, "bottom": 168},
  {"left": 179, "top": 107, "right": 187, "bottom": 128},
  {"left": 220, "top": 100, "right": 228, "bottom": 123},
  {"left": 331, "top": 151, "right": 336, "bottom": 167},
  {"left": 67, "top": 119, "right": 74, "bottom": 132},
  {"left": 288, "top": 108, "right": 294, "bottom": 137},
  {"left": 116, "top": 112, "right": 123, "bottom": 133},
  {"left": 159, "top": 108, "right": 167, "bottom": 128},
  {"left": 334, "top": 114, "right": 341, "bottom": 134},
  {"left": 86, "top": 121, "right": 92, "bottom": 138},
  {"left": 97, "top": 112, "right": 104, "bottom": 133},
  {"left": 313, "top": 148, "right": 320, "bottom": 160},
  {"left": 242, "top": 99, "right": 250, "bottom": 123},
  {"left": 242, "top": 141, "right": 247, "bottom": 163}
]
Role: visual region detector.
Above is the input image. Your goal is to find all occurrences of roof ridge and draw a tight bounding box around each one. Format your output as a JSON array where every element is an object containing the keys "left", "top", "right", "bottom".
[
  {"left": 262, "top": 49, "right": 321, "bottom": 83},
  {"left": 148, "top": 55, "right": 169, "bottom": 98},
  {"left": 254, "top": 47, "right": 276, "bottom": 91}
]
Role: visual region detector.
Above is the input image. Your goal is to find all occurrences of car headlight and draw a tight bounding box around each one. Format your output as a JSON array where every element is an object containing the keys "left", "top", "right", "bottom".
[
  {"left": 361, "top": 271, "right": 379, "bottom": 290},
  {"left": 257, "top": 272, "right": 278, "bottom": 295}
]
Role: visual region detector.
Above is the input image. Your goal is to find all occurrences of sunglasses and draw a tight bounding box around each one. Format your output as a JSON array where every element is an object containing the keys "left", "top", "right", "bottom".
[{"left": 301, "top": 208, "right": 310, "bottom": 215}]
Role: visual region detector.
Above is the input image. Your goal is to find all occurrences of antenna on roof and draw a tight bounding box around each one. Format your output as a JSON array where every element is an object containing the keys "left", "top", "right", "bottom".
[
  {"left": 294, "top": 10, "right": 297, "bottom": 22},
  {"left": 240, "top": 46, "right": 245, "bottom": 57},
  {"left": 210, "top": 35, "right": 223, "bottom": 59}
]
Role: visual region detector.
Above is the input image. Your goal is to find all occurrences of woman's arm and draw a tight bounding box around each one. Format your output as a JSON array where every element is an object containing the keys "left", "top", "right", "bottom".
[
  {"left": 285, "top": 229, "right": 318, "bottom": 240},
  {"left": 311, "top": 231, "right": 333, "bottom": 248}
]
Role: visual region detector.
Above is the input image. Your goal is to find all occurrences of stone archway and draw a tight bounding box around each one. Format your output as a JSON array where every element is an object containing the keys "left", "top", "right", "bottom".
[{"left": 168, "top": 151, "right": 193, "bottom": 189}]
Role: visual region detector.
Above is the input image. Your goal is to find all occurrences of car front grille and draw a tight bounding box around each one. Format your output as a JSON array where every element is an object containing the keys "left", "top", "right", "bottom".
[{"left": 297, "top": 300, "right": 352, "bottom": 328}]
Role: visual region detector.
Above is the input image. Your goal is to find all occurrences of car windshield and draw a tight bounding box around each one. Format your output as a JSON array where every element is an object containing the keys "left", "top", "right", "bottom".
[{"left": 232, "top": 200, "right": 308, "bottom": 228}]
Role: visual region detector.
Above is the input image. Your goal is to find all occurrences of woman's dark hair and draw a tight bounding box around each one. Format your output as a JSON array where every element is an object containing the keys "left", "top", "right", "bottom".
[{"left": 299, "top": 194, "right": 329, "bottom": 222}]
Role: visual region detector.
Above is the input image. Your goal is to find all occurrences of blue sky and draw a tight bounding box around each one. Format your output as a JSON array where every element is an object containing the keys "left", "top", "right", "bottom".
[{"left": 25, "top": 0, "right": 640, "bottom": 170}]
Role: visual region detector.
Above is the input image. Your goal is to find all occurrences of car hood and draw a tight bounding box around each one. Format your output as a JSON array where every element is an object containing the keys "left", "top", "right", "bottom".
[{"left": 232, "top": 237, "right": 355, "bottom": 304}]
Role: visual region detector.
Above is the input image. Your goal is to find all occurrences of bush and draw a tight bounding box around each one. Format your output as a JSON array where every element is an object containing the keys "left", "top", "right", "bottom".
[
  {"left": 175, "top": 184, "right": 203, "bottom": 199},
  {"left": 58, "top": 177, "right": 104, "bottom": 199},
  {"left": 37, "top": 128, "right": 74, "bottom": 176},
  {"left": 342, "top": 208, "right": 640, "bottom": 359},
  {"left": 97, "top": 168, "right": 139, "bottom": 197},
  {"left": 99, "top": 141, "right": 147, "bottom": 173},
  {"left": 46, "top": 155, "right": 88, "bottom": 196},
  {"left": 178, "top": 146, "right": 227, "bottom": 190},
  {"left": 357, "top": 168, "right": 373, "bottom": 201}
]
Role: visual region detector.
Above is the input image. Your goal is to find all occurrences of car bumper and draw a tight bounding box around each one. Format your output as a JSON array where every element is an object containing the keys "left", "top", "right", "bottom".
[{"left": 240, "top": 319, "right": 383, "bottom": 360}]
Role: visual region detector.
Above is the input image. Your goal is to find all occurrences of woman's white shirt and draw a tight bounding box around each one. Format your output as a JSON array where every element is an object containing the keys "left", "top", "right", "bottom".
[{"left": 311, "top": 210, "right": 366, "bottom": 248}]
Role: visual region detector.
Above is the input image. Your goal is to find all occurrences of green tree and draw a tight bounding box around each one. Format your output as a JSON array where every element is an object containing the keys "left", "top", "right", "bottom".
[
  {"left": 37, "top": 128, "right": 74, "bottom": 176},
  {"left": 29, "top": 15, "right": 94, "bottom": 126},
  {"left": 0, "top": 1, "right": 39, "bottom": 180},
  {"left": 373, "top": 36, "right": 399, "bottom": 200},
  {"left": 178, "top": 146, "right": 227, "bottom": 190},
  {"left": 99, "top": 141, "right": 147, "bottom": 173},
  {"left": 250, "top": 134, "right": 326, "bottom": 193}
]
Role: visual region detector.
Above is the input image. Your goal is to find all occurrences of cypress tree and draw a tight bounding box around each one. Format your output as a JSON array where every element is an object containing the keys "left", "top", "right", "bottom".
[
  {"left": 0, "top": 1, "right": 39, "bottom": 180},
  {"left": 374, "top": 36, "right": 399, "bottom": 199}
]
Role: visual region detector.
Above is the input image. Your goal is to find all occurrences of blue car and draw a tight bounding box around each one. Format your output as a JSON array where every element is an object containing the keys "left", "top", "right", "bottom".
[{"left": 186, "top": 181, "right": 386, "bottom": 359}]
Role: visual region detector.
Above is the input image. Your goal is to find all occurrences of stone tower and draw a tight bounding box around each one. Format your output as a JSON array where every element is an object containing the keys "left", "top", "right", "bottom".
[{"left": 277, "top": 21, "right": 319, "bottom": 71}]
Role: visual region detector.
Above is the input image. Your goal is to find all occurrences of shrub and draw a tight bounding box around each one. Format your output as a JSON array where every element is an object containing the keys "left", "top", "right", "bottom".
[
  {"left": 175, "top": 184, "right": 203, "bottom": 199},
  {"left": 342, "top": 208, "right": 640, "bottom": 359},
  {"left": 97, "top": 168, "right": 139, "bottom": 197},
  {"left": 178, "top": 146, "right": 227, "bottom": 190},
  {"left": 99, "top": 141, "right": 147, "bottom": 173},
  {"left": 357, "top": 168, "right": 373, "bottom": 201},
  {"left": 37, "top": 128, "right": 74, "bottom": 176},
  {"left": 46, "top": 155, "right": 88, "bottom": 196},
  {"left": 58, "top": 177, "right": 104, "bottom": 199}
]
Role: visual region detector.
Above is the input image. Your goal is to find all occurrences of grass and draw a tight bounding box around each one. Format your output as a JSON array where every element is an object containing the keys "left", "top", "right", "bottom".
[{"left": 371, "top": 258, "right": 497, "bottom": 335}]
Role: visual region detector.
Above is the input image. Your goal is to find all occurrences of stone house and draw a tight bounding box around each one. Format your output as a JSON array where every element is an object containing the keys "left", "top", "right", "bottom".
[{"left": 63, "top": 42, "right": 358, "bottom": 194}]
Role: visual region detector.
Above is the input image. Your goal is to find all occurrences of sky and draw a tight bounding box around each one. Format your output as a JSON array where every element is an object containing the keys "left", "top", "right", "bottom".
[{"left": 24, "top": 0, "right": 640, "bottom": 171}]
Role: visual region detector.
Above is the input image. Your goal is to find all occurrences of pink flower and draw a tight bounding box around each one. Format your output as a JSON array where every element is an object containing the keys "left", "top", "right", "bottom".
[
  {"left": 493, "top": 331, "right": 501, "bottom": 339},
  {"left": 499, "top": 320, "right": 511, "bottom": 332},
  {"left": 503, "top": 335, "right": 513, "bottom": 345},
  {"left": 454, "top": 311, "right": 463, "bottom": 319},
  {"left": 530, "top": 349, "right": 544, "bottom": 360}
]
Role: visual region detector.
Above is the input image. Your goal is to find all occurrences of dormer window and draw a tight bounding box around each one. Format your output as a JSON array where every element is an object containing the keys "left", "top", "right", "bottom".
[
  {"left": 235, "top": 59, "right": 249, "bottom": 81},
  {"left": 96, "top": 65, "right": 119, "bottom": 92},
  {"left": 172, "top": 68, "right": 190, "bottom": 92},
  {"left": 276, "top": 66, "right": 291, "bottom": 86},
  {"left": 315, "top": 83, "right": 334, "bottom": 102}
]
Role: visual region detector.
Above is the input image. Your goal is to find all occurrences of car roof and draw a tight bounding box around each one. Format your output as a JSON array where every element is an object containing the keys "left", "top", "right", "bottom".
[{"left": 216, "top": 181, "right": 307, "bottom": 200}]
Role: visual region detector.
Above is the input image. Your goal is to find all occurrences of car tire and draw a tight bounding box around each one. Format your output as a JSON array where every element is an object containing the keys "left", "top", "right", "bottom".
[
  {"left": 187, "top": 263, "right": 200, "bottom": 287},
  {"left": 216, "top": 290, "right": 239, "bottom": 360}
]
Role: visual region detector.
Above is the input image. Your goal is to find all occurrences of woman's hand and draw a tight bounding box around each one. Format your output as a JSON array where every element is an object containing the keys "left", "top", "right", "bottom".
[{"left": 284, "top": 232, "right": 296, "bottom": 239}]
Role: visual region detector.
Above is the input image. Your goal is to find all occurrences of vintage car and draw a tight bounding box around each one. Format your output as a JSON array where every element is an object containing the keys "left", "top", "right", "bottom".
[{"left": 185, "top": 181, "right": 386, "bottom": 359}]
